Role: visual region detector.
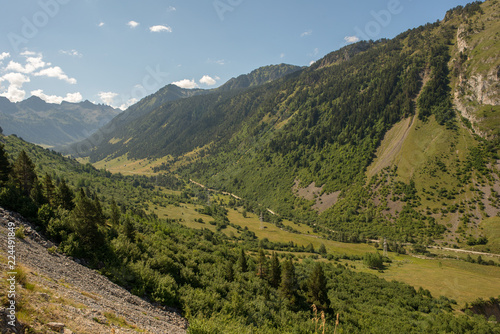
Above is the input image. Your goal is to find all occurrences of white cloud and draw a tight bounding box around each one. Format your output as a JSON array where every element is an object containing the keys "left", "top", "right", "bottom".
[
  {"left": 309, "top": 60, "right": 316, "bottom": 66},
  {"left": 207, "top": 59, "right": 225, "bottom": 65},
  {"left": 34, "top": 66, "right": 77, "bottom": 84},
  {"left": 60, "top": 49, "right": 82, "bottom": 57},
  {"left": 20, "top": 51, "right": 37, "bottom": 56},
  {"left": 199, "top": 75, "right": 217, "bottom": 86},
  {"left": 0, "top": 72, "right": 30, "bottom": 102},
  {"left": 172, "top": 79, "right": 198, "bottom": 89},
  {"left": 31, "top": 89, "right": 82, "bottom": 104},
  {"left": 0, "top": 52, "right": 10, "bottom": 61},
  {"left": 344, "top": 35, "right": 360, "bottom": 44},
  {"left": 127, "top": 20, "right": 140, "bottom": 28},
  {"left": 301, "top": 30, "right": 312, "bottom": 37},
  {"left": 150, "top": 25, "right": 172, "bottom": 33},
  {"left": 98, "top": 92, "right": 119, "bottom": 106},
  {"left": 167, "top": 6, "right": 176, "bottom": 12},
  {"left": 0, "top": 51, "right": 80, "bottom": 102},
  {"left": 5, "top": 56, "right": 46, "bottom": 74},
  {"left": 98, "top": 22, "right": 105, "bottom": 27},
  {"left": 280, "top": 53, "right": 285, "bottom": 59},
  {"left": 119, "top": 97, "right": 138, "bottom": 110}
]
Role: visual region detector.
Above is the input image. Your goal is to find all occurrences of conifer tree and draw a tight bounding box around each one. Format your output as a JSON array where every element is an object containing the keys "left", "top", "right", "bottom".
[
  {"left": 225, "top": 261, "right": 234, "bottom": 282},
  {"left": 110, "top": 197, "right": 121, "bottom": 226},
  {"left": 257, "top": 248, "right": 268, "bottom": 279},
  {"left": 55, "top": 179, "right": 74, "bottom": 210},
  {"left": 71, "top": 189, "right": 105, "bottom": 255},
  {"left": 12, "top": 150, "right": 37, "bottom": 195},
  {"left": 269, "top": 252, "right": 281, "bottom": 288},
  {"left": 279, "top": 258, "right": 298, "bottom": 306},
  {"left": 92, "top": 192, "right": 105, "bottom": 223},
  {"left": 42, "top": 173, "right": 56, "bottom": 206},
  {"left": 319, "top": 243, "right": 327, "bottom": 256},
  {"left": 123, "top": 216, "right": 136, "bottom": 241},
  {"left": 307, "top": 263, "right": 329, "bottom": 309},
  {"left": 238, "top": 248, "right": 248, "bottom": 273},
  {"left": 30, "top": 180, "right": 46, "bottom": 206},
  {"left": 0, "top": 144, "right": 10, "bottom": 184}
]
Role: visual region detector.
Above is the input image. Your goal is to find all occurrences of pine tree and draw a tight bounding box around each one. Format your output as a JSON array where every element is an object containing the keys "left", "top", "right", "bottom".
[
  {"left": 225, "top": 261, "right": 234, "bottom": 282},
  {"left": 110, "top": 197, "right": 121, "bottom": 226},
  {"left": 12, "top": 150, "right": 37, "bottom": 195},
  {"left": 279, "top": 258, "right": 298, "bottom": 306},
  {"left": 269, "top": 252, "right": 281, "bottom": 288},
  {"left": 92, "top": 192, "right": 105, "bottom": 223},
  {"left": 0, "top": 144, "right": 11, "bottom": 184},
  {"left": 42, "top": 173, "right": 56, "bottom": 206},
  {"left": 122, "top": 216, "right": 136, "bottom": 241},
  {"left": 307, "top": 263, "right": 329, "bottom": 309},
  {"left": 257, "top": 248, "right": 268, "bottom": 279},
  {"left": 55, "top": 179, "right": 74, "bottom": 211},
  {"left": 238, "top": 248, "right": 248, "bottom": 272},
  {"left": 30, "top": 180, "right": 46, "bottom": 206},
  {"left": 319, "top": 243, "right": 327, "bottom": 256},
  {"left": 71, "top": 189, "right": 105, "bottom": 255}
]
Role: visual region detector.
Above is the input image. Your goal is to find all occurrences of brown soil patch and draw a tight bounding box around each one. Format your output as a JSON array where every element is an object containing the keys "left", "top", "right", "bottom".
[{"left": 292, "top": 179, "right": 341, "bottom": 213}]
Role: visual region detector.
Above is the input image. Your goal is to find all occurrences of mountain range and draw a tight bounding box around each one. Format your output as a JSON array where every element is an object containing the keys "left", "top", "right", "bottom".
[{"left": 0, "top": 96, "right": 121, "bottom": 147}]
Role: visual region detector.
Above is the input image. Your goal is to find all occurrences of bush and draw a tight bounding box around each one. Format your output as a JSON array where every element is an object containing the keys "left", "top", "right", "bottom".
[{"left": 364, "top": 252, "right": 384, "bottom": 270}]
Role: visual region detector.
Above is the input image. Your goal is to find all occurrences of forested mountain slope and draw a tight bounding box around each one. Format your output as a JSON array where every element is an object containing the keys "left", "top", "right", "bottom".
[
  {"left": 85, "top": 1, "right": 499, "bottom": 247},
  {"left": 66, "top": 63, "right": 301, "bottom": 158}
]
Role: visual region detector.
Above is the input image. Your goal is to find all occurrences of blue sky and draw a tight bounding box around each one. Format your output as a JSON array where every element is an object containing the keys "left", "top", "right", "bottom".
[{"left": 0, "top": 0, "right": 474, "bottom": 109}]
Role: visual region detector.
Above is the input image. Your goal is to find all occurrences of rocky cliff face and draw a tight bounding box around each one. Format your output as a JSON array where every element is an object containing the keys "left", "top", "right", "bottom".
[
  {"left": 451, "top": 1, "right": 500, "bottom": 139},
  {"left": 0, "top": 207, "right": 188, "bottom": 334}
]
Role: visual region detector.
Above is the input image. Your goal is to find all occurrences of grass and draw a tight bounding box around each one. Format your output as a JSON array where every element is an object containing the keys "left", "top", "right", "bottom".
[
  {"left": 480, "top": 216, "right": 500, "bottom": 254},
  {"left": 104, "top": 311, "right": 140, "bottom": 331},
  {"left": 367, "top": 253, "right": 500, "bottom": 306},
  {"left": 226, "top": 208, "right": 374, "bottom": 256}
]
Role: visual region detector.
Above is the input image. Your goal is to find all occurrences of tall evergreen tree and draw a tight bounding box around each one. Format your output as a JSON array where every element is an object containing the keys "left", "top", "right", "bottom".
[
  {"left": 0, "top": 144, "right": 11, "bottom": 184},
  {"left": 55, "top": 179, "right": 74, "bottom": 210},
  {"left": 269, "top": 252, "right": 281, "bottom": 288},
  {"left": 92, "top": 192, "right": 105, "bottom": 223},
  {"left": 71, "top": 189, "right": 105, "bottom": 256},
  {"left": 110, "top": 197, "right": 121, "bottom": 226},
  {"left": 12, "top": 150, "right": 37, "bottom": 195},
  {"left": 307, "top": 263, "right": 329, "bottom": 309},
  {"left": 279, "top": 258, "right": 298, "bottom": 306},
  {"left": 257, "top": 248, "right": 268, "bottom": 279},
  {"left": 30, "top": 180, "right": 46, "bottom": 206},
  {"left": 238, "top": 248, "right": 248, "bottom": 273},
  {"left": 122, "top": 216, "right": 136, "bottom": 241},
  {"left": 225, "top": 261, "right": 234, "bottom": 282},
  {"left": 42, "top": 173, "right": 56, "bottom": 206}
]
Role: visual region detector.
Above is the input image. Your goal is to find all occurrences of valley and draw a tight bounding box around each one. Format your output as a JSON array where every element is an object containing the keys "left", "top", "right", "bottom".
[{"left": 0, "top": 0, "right": 499, "bottom": 332}]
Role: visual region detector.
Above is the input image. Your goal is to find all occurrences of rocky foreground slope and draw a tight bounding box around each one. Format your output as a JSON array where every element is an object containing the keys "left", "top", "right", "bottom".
[{"left": 0, "top": 207, "right": 188, "bottom": 334}]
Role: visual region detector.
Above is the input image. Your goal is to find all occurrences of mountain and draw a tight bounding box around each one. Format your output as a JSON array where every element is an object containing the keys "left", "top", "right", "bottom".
[
  {"left": 64, "top": 63, "right": 303, "bottom": 158},
  {"left": 0, "top": 96, "right": 121, "bottom": 147},
  {"left": 77, "top": 1, "right": 499, "bottom": 247},
  {"left": 216, "top": 63, "right": 303, "bottom": 91}
]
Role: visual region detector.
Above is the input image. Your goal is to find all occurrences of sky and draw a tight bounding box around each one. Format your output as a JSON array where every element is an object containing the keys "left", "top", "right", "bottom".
[{"left": 0, "top": 0, "right": 475, "bottom": 110}]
